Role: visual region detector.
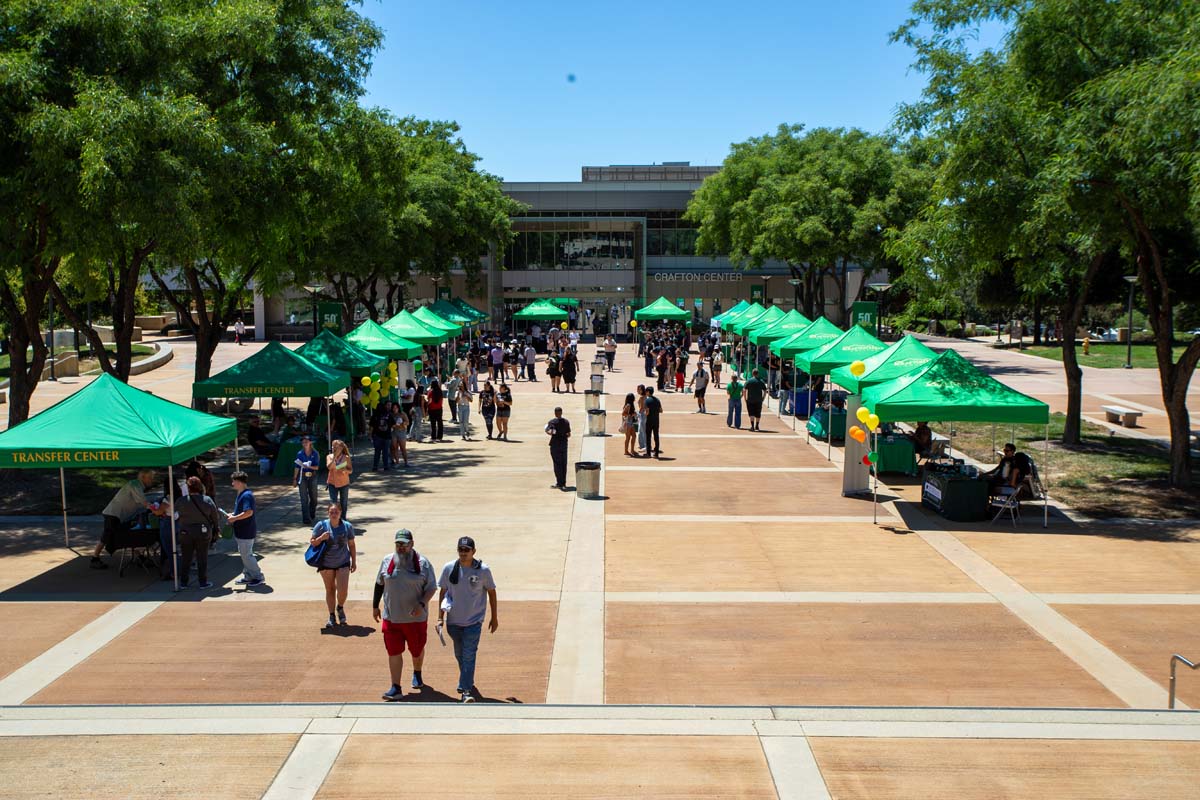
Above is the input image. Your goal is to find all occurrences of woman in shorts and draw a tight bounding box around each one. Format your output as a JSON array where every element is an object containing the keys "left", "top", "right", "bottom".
[
  {"left": 479, "top": 380, "right": 497, "bottom": 439},
  {"left": 621, "top": 392, "right": 637, "bottom": 457},
  {"left": 311, "top": 503, "right": 357, "bottom": 629},
  {"left": 390, "top": 401, "right": 410, "bottom": 467},
  {"left": 325, "top": 438, "right": 353, "bottom": 518},
  {"left": 495, "top": 382, "right": 513, "bottom": 441}
]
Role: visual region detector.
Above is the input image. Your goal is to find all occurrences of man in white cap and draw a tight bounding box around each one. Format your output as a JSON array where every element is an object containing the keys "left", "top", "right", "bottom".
[
  {"left": 437, "top": 536, "right": 498, "bottom": 703},
  {"left": 373, "top": 528, "right": 438, "bottom": 701}
]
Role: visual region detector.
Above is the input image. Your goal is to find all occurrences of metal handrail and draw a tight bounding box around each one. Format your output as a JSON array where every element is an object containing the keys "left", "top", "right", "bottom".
[{"left": 1169, "top": 654, "right": 1198, "bottom": 709}]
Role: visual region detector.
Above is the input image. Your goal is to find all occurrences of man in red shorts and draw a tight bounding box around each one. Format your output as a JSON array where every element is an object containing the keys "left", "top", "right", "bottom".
[{"left": 372, "top": 528, "right": 438, "bottom": 701}]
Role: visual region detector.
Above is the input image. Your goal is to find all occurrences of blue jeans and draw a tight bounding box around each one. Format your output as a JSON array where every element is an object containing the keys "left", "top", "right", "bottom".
[
  {"left": 372, "top": 435, "right": 392, "bottom": 470},
  {"left": 448, "top": 622, "right": 483, "bottom": 693},
  {"left": 327, "top": 484, "right": 349, "bottom": 518},
  {"left": 236, "top": 536, "right": 263, "bottom": 581},
  {"left": 298, "top": 476, "right": 318, "bottom": 523},
  {"left": 727, "top": 398, "right": 742, "bottom": 428}
]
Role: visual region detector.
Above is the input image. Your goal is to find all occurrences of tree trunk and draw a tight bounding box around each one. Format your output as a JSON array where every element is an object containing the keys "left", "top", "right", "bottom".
[{"left": 0, "top": 251, "right": 58, "bottom": 428}]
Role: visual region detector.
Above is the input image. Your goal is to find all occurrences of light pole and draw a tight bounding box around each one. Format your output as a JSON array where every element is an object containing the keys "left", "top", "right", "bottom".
[
  {"left": 866, "top": 281, "right": 893, "bottom": 338},
  {"left": 303, "top": 284, "right": 323, "bottom": 339},
  {"left": 787, "top": 277, "right": 802, "bottom": 312},
  {"left": 431, "top": 274, "right": 441, "bottom": 304},
  {"left": 1123, "top": 274, "right": 1137, "bottom": 369}
]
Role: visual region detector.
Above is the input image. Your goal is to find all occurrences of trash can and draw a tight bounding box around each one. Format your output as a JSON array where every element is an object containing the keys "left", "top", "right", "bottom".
[
  {"left": 591, "top": 360, "right": 605, "bottom": 376},
  {"left": 587, "top": 409, "right": 607, "bottom": 436},
  {"left": 575, "top": 461, "right": 601, "bottom": 499},
  {"left": 584, "top": 389, "right": 601, "bottom": 412},
  {"left": 590, "top": 373, "right": 604, "bottom": 393}
]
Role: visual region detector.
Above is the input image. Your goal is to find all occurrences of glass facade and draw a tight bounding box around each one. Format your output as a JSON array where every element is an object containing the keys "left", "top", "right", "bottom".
[{"left": 503, "top": 219, "right": 642, "bottom": 271}]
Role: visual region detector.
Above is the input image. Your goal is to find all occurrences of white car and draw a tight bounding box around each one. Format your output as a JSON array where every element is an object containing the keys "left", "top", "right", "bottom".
[{"left": 1091, "top": 328, "right": 1120, "bottom": 342}]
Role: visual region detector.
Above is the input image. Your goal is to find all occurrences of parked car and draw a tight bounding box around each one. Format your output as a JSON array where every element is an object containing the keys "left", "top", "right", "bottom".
[{"left": 1090, "top": 327, "right": 1120, "bottom": 342}]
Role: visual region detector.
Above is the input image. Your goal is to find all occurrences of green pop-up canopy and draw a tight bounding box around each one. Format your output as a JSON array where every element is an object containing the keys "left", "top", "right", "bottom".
[
  {"left": 721, "top": 301, "right": 765, "bottom": 332},
  {"left": 710, "top": 299, "right": 750, "bottom": 325},
  {"left": 383, "top": 310, "right": 451, "bottom": 345},
  {"left": 794, "top": 324, "right": 887, "bottom": 376},
  {"left": 297, "top": 330, "right": 388, "bottom": 376},
  {"left": 830, "top": 335, "right": 937, "bottom": 394},
  {"left": 428, "top": 299, "right": 476, "bottom": 325},
  {"left": 413, "top": 306, "right": 463, "bottom": 336},
  {"left": 513, "top": 300, "right": 568, "bottom": 320},
  {"left": 634, "top": 296, "right": 690, "bottom": 321},
  {"left": 748, "top": 309, "right": 812, "bottom": 345},
  {"left": 771, "top": 318, "right": 844, "bottom": 359},
  {"left": 550, "top": 297, "right": 580, "bottom": 307},
  {"left": 451, "top": 297, "right": 488, "bottom": 322},
  {"left": 861, "top": 349, "right": 1050, "bottom": 425},
  {"left": 734, "top": 305, "right": 784, "bottom": 336},
  {"left": 193, "top": 341, "right": 349, "bottom": 399},
  {"left": 343, "top": 320, "right": 423, "bottom": 360},
  {"left": 0, "top": 372, "right": 236, "bottom": 469}
]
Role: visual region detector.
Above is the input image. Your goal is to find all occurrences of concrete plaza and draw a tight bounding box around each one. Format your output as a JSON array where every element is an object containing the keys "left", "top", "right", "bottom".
[{"left": 0, "top": 339, "right": 1198, "bottom": 797}]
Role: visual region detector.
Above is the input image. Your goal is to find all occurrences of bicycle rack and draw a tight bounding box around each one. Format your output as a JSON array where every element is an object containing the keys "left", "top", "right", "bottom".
[{"left": 1168, "top": 654, "right": 1198, "bottom": 709}]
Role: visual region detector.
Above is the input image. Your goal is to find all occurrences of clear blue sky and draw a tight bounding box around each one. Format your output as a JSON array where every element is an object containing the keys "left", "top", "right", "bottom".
[{"left": 357, "top": 1, "right": 1001, "bottom": 182}]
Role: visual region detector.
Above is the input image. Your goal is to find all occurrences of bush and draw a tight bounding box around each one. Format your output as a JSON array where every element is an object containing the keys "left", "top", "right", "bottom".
[{"left": 942, "top": 320, "right": 963, "bottom": 338}]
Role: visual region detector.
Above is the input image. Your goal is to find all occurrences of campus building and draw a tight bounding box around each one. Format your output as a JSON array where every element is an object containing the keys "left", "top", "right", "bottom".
[{"left": 255, "top": 162, "right": 876, "bottom": 335}]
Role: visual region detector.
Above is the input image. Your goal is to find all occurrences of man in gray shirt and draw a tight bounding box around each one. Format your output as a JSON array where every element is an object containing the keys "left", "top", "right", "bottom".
[
  {"left": 438, "top": 536, "right": 498, "bottom": 703},
  {"left": 373, "top": 528, "right": 438, "bottom": 701}
]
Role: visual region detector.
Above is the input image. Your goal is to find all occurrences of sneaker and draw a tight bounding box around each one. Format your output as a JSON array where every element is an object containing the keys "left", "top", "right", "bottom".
[
  {"left": 235, "top": 576, "right": 249, "bottom": 585},
  {"left": 382, "top": 684, "right": 402, "bottom": 702},
  {"left": 89, "top": 557, "right": 108, "bottom": 570},
  {"left": 461, "top": 690, "right": 475, "bottom": 704},
  {"left": 324, "top": 615, "right": 336, "bottom": 629},
  {"left": 247, "top": 577, "right": 265, "bottom": 587},
  {"left": 198, "top": 581, "right": 213, "bottom": 589},
  {"left": 337, "top": 606, "right": 347, "bottom": 625},
  {"left": 411, "top": 673, "right": 424, "bottom": 690}
]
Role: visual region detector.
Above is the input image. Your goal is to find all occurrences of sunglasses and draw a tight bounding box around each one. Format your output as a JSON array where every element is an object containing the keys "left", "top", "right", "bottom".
[{"left": 457, "top": 547, "right": 473, "bottom": 553}]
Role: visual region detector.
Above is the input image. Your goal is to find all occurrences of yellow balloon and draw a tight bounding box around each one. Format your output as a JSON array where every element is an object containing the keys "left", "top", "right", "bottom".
[
  {"left": 360, "top": 376, "right": 372, "bottom": 387},
  {"left": 630, "top": 320, "right": 638, "bottom": 328},
  {"left": 849, "top": 360, "right": 866, "bottom": 377},
  {"left": 867, "top": 413, "right": 880, "bottom": 430},
  {"left": 856, "top": 407, "right": 871, "bottom": 424},
  {"left": 560, "top": 321, "right": 569, "bottom": 330}
]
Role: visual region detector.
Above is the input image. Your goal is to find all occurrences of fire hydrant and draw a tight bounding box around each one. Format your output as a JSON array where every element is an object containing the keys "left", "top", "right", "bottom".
[{"left": 1083, "top": 338, "right": 1091, "bottom": 356}]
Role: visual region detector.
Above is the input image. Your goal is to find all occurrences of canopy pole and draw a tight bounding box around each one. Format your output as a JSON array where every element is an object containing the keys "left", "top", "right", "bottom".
[
  {"left": 169, "top": 465, "right": 179, "bottom": 593},
  {"left": 872, "top": 428, "right": 879, "bottom": 524},
  {"left": 792, "top": 358, "right": 799, "bottom": 432},
  {"left": 992, "top": 424, "right": 996, "bottom": 459},
  {"left": 234, "top": 434, "right": 240, "bottom": 473},
  {"left": 1044, "top": 422, "right": 1050, "bottom": 528},
  {"left": 60, "top": 468, "right": 69, "bottom": 548},
  {"left": 827, "top": 377, "right": 833, "bottom": 462},
  {"left": 326, "top": 395, "right": 332, "bottom": 446}
]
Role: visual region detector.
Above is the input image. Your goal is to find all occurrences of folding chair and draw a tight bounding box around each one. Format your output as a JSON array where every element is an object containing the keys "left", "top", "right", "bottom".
[{"left": 990, "top": 486, "right": 1021, "bottom": 525}]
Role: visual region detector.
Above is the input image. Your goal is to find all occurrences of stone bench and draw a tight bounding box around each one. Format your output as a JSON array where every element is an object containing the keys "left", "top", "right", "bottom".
[{"left": 1101, "top": 405, "right": 1143, "bottom": 428}]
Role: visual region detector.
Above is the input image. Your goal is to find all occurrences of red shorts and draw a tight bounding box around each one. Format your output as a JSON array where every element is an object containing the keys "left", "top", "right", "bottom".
[{"left": 381, "top": 618, "right": 427, "bottom": 658}]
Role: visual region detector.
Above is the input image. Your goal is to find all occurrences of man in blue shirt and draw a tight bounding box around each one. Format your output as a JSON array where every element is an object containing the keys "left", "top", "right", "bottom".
[
  {"left": 437, "top": 537, "right": 498, "bottom": 703},
  {"left": 226, "top": 471, "right": 264, "bottom": 586},
  {"left": 293, "top": 436, "right": 321, "bottom": 525}
]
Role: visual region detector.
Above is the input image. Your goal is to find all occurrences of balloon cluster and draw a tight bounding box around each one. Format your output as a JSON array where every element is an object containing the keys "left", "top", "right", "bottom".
[
  {"left": 849, "top": 405, "right": 880, "bottom": 466},
  {"left": 360, "top": 361, "right": 401, "bottom": 410}
]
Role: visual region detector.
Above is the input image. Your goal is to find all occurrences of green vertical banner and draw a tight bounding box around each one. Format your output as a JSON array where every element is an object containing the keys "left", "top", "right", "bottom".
[
  {"left": 676, "top": 297, "right": 685, "bottom": 308},
  {"left": 318, "top": 302, "right": 342, "bottom": 334},
  {"left": 750, "top": 284, "right": 764, "bottom": 303},
  {"left": 437, "top": 286, "right": 451, "bottom": 301},
  {"left": 851, "top": 301, "right": 879, "bottom": 335}
]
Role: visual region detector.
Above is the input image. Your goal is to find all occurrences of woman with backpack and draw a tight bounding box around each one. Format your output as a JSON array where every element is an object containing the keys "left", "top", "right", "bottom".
[
  {"left": 310, "top": 503, "right": 357, "bottom": 629},
  {"left": 426, "top": 379, "right": 445, "bottom": 442},
  {"left": 175, "top": 476, "right": 221, "bottom": 590}
]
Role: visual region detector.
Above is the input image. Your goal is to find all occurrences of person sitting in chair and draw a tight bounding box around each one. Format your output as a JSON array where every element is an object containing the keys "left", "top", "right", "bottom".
[
  {"left": 985, "top": 443, "right": 1032, "bottom": 495},
  {"left": 912, "top": 421, "right": 933, "bottom": 457},
  {"left": 247, "top": 417, "right": 279, "bottom": 460}
]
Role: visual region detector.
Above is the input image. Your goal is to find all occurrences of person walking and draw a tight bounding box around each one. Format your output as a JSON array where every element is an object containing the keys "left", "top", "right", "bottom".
[
  {"left": 726, "top": 373, "right": 743, "bottom": 429},
  {"left": 674, "top": 347, "right": 689, "bottom": 392},
  {"left": 426, "top": 379, "right": 445, "bottom": 443},
  {"left": 390, "top": 401, "right": 410, "bottom": 467},
  {"left": 636, "top": 384, "right": 648, "bottom": 456},
  {"left": 374, "top": 528, "right": 438, "bottom": 701},
  {"left": 561, "top": 350, "right": 578, "bottom": 393},
  {"left": 495, "top": 382, "right": 513, "bottom": 440},
  {"left": 547, "top": 350, "right": 562, "bottom": 393},
  {"left": 234, "top": 317, "right": 245, "bottom": 345},
  {"left": 479, "top": 380, "right": 497, "bottom": 439},
  {"left": 621, "top": 392, "right": 637, "bottom": 456},
  {"left": 293, "top": 435, "right": 321, "bottom": 525},
  {"left": 311, "top": 503, "right": 357, "bottom": 629},
  {"left": 325, "top": 438, "right": 352, "bottom": 518},
  {"left": 409, "top": 381, "right": 425, "bottom": 443},
  {"left": 546, "top": 406, "right": 571, "bottom": 490},
  {"left": 523, "top": 342, "right": 537, "bottom": 381},
  {"left": 688, "top": 362, "right": 710, "bottom": 413},
  {"left": 438, "top": 537, "right": 498, "bottom": 703},
  {"left": 445, "top": 371, "right": 461, "bottom": 424},
  {"left": 371, "top": 404, "right": 395, "bottom": 471},
  {"left": 744, "top": 370, "right": 767, "bottom": 431},
  {"left": 604, "top": 334, "right": 617, "bottom": 371},
  {"left": 643, "top": 386, "right": 663, "bottom": 458},
  {"left": 655, "top": 347, "right": 668, "bottom": 391},
  {"left": 457, "top": 378, "right": 474, "bottom": 441},
  {"left": 175, "top": 476, "right": 221, "bottom": 590},
  {"left": 226, "top": 471, "right": 265, "bottom": 586},
  {"left": 712, "top": 348, "right": 724, "bottom": 388}
]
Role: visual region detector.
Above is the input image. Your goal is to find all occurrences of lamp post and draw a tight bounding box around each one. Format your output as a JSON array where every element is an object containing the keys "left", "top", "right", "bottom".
[
  {"left": 866, "top": 281, "right": 893, "bottom": 339},
  {"left": 1123, "top": 274, "right": 1137, "bottom": 369},
  {"left": 431, "top": 274, "right": 442, "bottom": 304},
  {"left": 303, "top": 284, "right": 323, "bottom": 339},
  {"left": 787, "top": 278, "right": 802, "bottom": 312}
]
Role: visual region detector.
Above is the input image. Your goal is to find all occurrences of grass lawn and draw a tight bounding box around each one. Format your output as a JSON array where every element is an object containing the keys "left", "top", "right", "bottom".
[
  {"left": 0, "top": 344, "right": 155, "bottom": 378},
  {"left": 941, "top": 413, "right": 1200, "bottom": 519},
  {"left": 1022, "top": 342, "right": 1194, "bottom": 369}
]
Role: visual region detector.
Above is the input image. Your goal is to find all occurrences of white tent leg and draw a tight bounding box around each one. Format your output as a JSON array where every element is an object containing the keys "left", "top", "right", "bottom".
[
  {"left": 60, "top": 468, "right": 69, "bottom": 548},
  {"left": 827, "top": 380, "right": 832, "bottom": 462},
  {"left": 1044, "top": 422, "right": 1050, "bottom": 528},
  {"left": 872, "top": 429, "right": 879, "bottom": 525},
  {"left": 234, "top": 435, "right": 240, "bottom": 473},
  {"left": 170, "top": 465, "right": 180, "bottom": 592}
]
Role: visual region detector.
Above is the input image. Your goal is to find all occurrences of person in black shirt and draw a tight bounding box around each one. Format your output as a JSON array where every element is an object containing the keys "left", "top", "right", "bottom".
[
  {"left": 545, "top": 407, "right": 572, "bottom": 489},
  {"left": 985, "top": 443, "right": 1033, "bottom": 494},
  {"left": 643, "top": 387, "right": 663, "bottom": 458},
  {"left": 371, "top": 405, "right": 395, "bottom": 471}
]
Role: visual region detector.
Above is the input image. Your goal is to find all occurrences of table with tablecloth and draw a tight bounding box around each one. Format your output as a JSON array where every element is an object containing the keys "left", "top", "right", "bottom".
[
  {"left": 876, "top": 435, "right": 917, "bottom": 475},
  {"left": 806, "top": 407, "right": 846, "bottom": 441}
]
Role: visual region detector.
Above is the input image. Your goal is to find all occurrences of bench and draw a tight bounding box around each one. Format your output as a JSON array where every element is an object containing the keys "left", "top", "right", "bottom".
[{"left": 1101, "top": 405, "right": 1143, "bottom": 428}]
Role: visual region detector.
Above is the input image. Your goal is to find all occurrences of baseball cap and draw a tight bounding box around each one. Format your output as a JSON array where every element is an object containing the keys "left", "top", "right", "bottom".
[
  {"left": 394, "top": 529, "right": 413, "bottom": 543},
  {"left": 457, "top": 536, "right": 475, "bottom": 550}
]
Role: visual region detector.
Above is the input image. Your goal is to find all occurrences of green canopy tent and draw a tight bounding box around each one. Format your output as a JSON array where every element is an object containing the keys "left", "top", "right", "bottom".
[
  {"left": 0, "top": 372, "right": 236, "bottom": 587},
  {"left": 513, "top": 299, "right": 568, "bottom": 321},
  {"left": 794, "top": 325, "right": 887, "bottom": 459},
  {"left": 450, "top": 297, "right": 488, "bottom": 322},
  {"left": 768, "top": 318, "right": 843, "bottom": 431},
  {"left": 733, "top": 305, "right": 783, "bottom": 337},
  {"left": 720, "top": 301, "right": 765, "bottom": 333},
  {"left": 343, "top": 320, "right": 423, "bottom": 360},
  {"left": 428, "top": 299, "right": 477, "bottom": 326},
  {"left": 382, "top": 310, "right": 451, "bottom": 345},
  {"left": 747, "top": 309, "right": 812, "bottom": 346},
  {"left": 861, "top": 349, "right": 1052, "bottom": 525},
  {"left": 710, "top": 299, "right": 750, "bottom": 326},
  {"left": 550, "top": 297, "right": 580, "bottom": 307},
  {"left": 298, "top": 330, "right": 391, "bottom": 440},
  {"left": 413, "top": 306, "right": 463, "bottom": 336},
  {"left": 633, "top": 296, "right": 690, "bottom": 322}
]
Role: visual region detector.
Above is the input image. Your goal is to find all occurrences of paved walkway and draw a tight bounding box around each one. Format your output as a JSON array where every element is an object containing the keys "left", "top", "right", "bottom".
[{"left": 1, "top": 339, "right": 1199, "bottom": 797}]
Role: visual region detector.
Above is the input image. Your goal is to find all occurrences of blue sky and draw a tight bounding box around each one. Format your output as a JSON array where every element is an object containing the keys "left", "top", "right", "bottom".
[{"left": 357, "top": 1, "right": 1002, "bottom": 182}]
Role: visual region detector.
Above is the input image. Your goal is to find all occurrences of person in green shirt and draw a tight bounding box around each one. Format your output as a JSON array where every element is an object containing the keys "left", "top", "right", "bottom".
[
  {"left": 726, "top": 374, "right": 743, "bottom": 429},
  {"left": 743, "top": 373, "right": 767, "bottom": 431}
]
